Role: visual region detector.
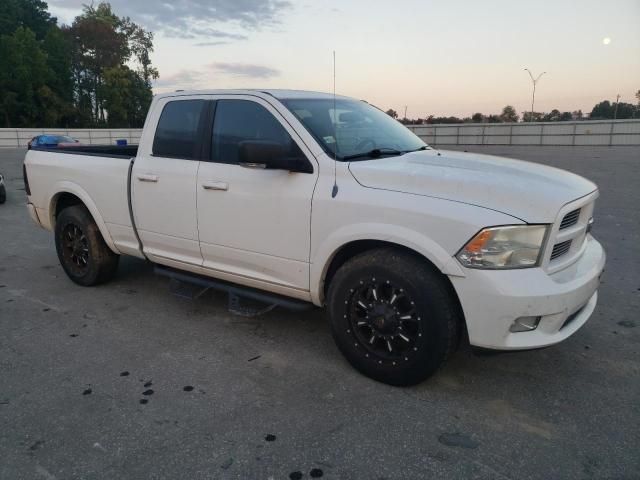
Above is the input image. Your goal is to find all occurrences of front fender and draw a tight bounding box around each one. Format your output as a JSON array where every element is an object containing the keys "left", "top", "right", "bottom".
[
  {"left": 309, "top": 223, "right": 466, "bottom": 305},
  {"left": 48, "top": 181, "right": 121, "bottom": 255}
]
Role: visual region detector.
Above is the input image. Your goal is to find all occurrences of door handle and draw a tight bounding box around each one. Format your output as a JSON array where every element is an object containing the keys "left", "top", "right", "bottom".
[
  {"left": 202, "top": 181, "right": 228, "bottom": 191},
  {"left": 137, "top": 174, "right": 158, "bottom": 183},
  {"left": 239, "top": 162, "right": 266, "bottom": 169}
]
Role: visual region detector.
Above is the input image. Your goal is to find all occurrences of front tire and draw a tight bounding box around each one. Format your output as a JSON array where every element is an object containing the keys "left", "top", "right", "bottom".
[
  {"left": 55, "top": 205, "right": 119, "bottom": 286},
  {"left": 327, "top": 248, "right": 461, "bottom": 386}
]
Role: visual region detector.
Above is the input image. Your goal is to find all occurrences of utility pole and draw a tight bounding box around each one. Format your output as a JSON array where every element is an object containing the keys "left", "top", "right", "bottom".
[
  {"left": 524, "top": 68, "right": 546, "bottom": 122},
  {"left": 404, "top": 105, "right": 408, "bottom": 120},
  {"left": 614, "top": 94, "right": 620, "bottom": 119}
]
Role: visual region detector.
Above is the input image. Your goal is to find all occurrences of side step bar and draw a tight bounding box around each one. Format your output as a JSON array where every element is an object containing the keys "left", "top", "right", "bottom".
[{"left": 154, "top": 265, "right": 313, "bottom": 312}]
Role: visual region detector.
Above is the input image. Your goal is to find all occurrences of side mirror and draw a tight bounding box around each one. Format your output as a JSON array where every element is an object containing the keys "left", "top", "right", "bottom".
[{"left": 238, "top": 140, "right": 312, "bottom": 173}]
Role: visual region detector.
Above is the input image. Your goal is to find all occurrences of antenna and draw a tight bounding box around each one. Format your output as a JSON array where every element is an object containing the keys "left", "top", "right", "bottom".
[{"left": 331, "top": 50, "right": 339, "bottom": 198}]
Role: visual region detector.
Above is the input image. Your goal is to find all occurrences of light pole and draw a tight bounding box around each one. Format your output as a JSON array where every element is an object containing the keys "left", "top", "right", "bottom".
[
  {"left": 524, "top": 68, "right": 546, "bottom": 122},
  {"left": 614, "top": 94, "right": 620, "bottom": 119}
]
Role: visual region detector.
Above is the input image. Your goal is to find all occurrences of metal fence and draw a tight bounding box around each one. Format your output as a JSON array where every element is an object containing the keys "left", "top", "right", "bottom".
[
  {"left": 2, "top": 119, "right": 639, "bottom": 148},
  {"left": 0, "top": 128, "right": 142, "bottom": 148},
  {"left": 406, "top": 119, "right": 640, "bottom": 146}
]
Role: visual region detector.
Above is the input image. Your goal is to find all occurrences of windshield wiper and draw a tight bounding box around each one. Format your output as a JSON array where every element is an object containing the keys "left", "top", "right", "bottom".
[
  {"left": 343, "top": 147, "right": 404, "bottom": 161},
  {"left": 343, "top": 145, "right": 429, "bottom": 161}
]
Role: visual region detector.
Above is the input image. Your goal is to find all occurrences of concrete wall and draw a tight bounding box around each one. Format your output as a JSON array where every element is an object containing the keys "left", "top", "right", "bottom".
[
  {"left": 1, "top": 119, "right": 639, "bottom": 148},
  {"left": 406, "top": 119, "right": 640, "bottom": 146},
  {"left": 0, "top": 128, "right": 142, "bottom": 148}
]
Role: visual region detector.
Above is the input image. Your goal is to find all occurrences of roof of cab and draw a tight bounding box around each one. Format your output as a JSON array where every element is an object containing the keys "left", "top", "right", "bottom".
[{"left": 155, "top": 89, "right": 355, "bottom": 101}]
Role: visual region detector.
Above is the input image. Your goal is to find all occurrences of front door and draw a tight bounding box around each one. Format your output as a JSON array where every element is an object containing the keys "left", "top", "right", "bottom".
[
  {"left": 196, "top": 97, "right": 317, "bottom": 291},
  {"left": 132, "top": 97, "right": 208, "bottom": 265}
]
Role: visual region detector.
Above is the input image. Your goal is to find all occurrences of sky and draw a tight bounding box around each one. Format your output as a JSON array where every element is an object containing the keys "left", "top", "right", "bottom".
[{"left": 48, "top": 0, "right": 640, "bottom": 118}]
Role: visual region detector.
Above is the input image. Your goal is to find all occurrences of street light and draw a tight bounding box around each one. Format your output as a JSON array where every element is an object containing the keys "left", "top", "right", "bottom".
[{"left": 524, "top": 68, "right": 546, "bottom": 122}]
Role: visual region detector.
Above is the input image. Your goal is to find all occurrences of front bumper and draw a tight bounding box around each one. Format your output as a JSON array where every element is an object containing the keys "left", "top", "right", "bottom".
[{"left": 450, "top": 235, "right": 605, "bottom": 350}]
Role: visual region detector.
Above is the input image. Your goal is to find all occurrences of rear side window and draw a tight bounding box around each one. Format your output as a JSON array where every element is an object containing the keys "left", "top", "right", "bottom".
[
  {"left": 153, "top": 100, "right": 206, "bottom": 159},
  {"left": 212, "top": 100, "right": 300, "bottom": 164}
]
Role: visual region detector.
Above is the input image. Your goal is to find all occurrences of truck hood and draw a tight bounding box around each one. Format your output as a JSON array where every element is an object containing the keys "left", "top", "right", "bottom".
[{"left": 348, "top": 149, "right": 597, "bottom": 223}]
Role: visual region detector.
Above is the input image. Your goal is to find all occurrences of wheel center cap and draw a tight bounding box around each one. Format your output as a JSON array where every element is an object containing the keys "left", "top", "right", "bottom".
[{"left": 370, "top": 304, "right": 397, "bottom": 334}]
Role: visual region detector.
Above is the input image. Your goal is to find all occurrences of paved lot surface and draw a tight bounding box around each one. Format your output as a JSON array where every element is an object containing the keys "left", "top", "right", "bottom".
[{"left": 1, "top": 146, "right": 639, "bottom": 479}]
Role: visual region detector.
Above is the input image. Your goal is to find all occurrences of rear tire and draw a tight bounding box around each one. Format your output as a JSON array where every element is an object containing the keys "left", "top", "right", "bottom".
[
  {"left": 327, "top": 248, "right": 460, "bottom": 386},
  {"left": 0, "top": 183, "right": 6, "bottom": 204},
  {"left": 55, "top": 205, "right": 119, "bottom": 286}
]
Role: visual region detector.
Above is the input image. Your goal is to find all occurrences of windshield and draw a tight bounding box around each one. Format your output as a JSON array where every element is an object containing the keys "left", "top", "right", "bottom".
[{"left": 282, "top": 98, "right": 427, "bottom": 160}]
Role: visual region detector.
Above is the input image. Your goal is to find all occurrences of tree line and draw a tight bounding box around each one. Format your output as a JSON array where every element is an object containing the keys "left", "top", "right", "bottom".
[
  {"left": 0, "top": 0, "right": 157, "bottom": 128},
  {"left": 387, "top": 92, "right": 640, "bottom": 124}
]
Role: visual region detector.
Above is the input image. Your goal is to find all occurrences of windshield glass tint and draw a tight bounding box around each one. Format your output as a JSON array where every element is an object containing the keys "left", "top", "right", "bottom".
[{"left": 282, "top": 98, "right": 426, "bottom": 160}]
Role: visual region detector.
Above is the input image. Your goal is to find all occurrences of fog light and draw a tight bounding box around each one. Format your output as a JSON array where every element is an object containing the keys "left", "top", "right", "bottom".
[{"left": 509, "top": 316, "right": 541, "bottom": 333}]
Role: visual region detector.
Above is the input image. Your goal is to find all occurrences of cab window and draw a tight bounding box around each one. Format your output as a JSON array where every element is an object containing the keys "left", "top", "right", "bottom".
[
  {"left": 152, "top": 100, "right": 207, "bottom": 159},
  {"left": 211, "top": 100, "right": 302, "bottom": 164}
]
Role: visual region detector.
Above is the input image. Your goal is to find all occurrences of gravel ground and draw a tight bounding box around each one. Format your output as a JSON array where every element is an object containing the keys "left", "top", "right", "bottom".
[{"left": 1, "top": 146, "right": 638, "bottom": 480}]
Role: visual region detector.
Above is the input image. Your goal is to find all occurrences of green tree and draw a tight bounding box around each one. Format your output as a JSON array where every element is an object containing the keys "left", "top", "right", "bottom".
[
  {"left": 120, "top": 16, "right": 159, "bottom": 86},
  {"left": 471, "top": 112, "right": 484, "bottom": 123},
  {"left": 590, "top": 100, "right": 637, "bottom": 119},
  {"left": 522, "top": 111, "right": 544, "bottom": 122},
  {"left": 0, "top": 0, "right": 56, "bottom": 39},
  {"left": 385, "top": 109, "right": 398, "bottom": 119},
  {"left": 42, "top": 26, "right": 76, "bottom": 125},
  {"left": 542, "top": 109, "right": 562, "bottom": 121},
  {"left": 125, "top": 69, "right": 154, "bottom": 126},
  {"left": 612, "top": 102, "right": 637, "bottom": 119},
  {"left": 426, "top": 115, "right": 464, "bottom": 124},
  {"left": 101, "top": 65, "right": 131, "bottom": 127},
  {"left": 65, "top": 2, "right": 157, "bottom": 127},
  {"left": 43, "top": 27, "right": 73, "bottom": 102},
  {"left": 590, "top": 101, "right": 613, "bottom": 119},
  {"left": 559, "top": 111, "right": 572, "bottom": 121},
  {"left": 0, "top": 0, "right": 156, "bottom": 128},
  {"left": 0, "top": 27, "right": 50, "bottom": 126},
  {"left": 500, "top": 105, "right": 519, "bottom": 122}
]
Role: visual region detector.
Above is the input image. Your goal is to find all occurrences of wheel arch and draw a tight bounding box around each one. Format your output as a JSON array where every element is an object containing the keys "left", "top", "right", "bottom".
[
  {"left": 49, "top": 184, "right": 120, "bottom": 254},
  {"left": 314, "top": 237, "right": 464, "bottom": 308},
  {"left": 317, "top": 239, "right": 467, "bottom": 349}
]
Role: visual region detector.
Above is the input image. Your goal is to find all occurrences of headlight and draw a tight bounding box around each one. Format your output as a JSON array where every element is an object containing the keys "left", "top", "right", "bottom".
[{"left": 456, "top": 225, "right": 548, "bottom": 269}]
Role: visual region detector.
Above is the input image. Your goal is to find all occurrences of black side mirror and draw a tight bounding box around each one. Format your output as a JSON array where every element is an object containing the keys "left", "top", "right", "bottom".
[{"left": 238, "top": 140, "right": 312, "bottom": 173}]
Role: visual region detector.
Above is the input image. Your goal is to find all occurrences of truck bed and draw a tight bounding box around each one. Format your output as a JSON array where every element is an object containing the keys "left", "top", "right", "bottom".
[
  {"left": 31, "top": 144, "right": 138, "bottom": 158},
  {"left": 24, "top": 146, "right": 142, "bottom": 258}
]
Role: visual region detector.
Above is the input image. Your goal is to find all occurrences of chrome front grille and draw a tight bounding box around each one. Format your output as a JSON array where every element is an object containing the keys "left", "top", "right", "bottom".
[
  {"left": 544, "top": 194, "right": 597, "bottom": 272},
  {"left": 550, "top": 240, "right": 572, "bottom": 260},
  {"left": 560, "top": 208, "right": 581, "bottom": 230}
]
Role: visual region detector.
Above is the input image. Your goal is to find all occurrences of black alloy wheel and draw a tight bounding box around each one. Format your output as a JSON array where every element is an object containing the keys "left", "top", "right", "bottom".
[
  {"left": 346, "top": 278, "right": 423, "bottom": 365},
  {"left": 61, "top": 223, "right": 90, "bottom": 276},
  {"left": 327, "top": 248, "right": 461, "bottom": 386},
  {"left": 54, "top": 205, "right": 119, "bottom": 286}
]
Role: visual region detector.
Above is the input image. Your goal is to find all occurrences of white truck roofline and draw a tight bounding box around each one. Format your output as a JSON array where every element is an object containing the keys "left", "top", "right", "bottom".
[{"left": 154, "top": 89, "right": 356, "bottom": 101}]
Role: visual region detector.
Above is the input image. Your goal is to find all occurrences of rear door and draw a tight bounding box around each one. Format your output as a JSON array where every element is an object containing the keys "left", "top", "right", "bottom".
[
  {"left": 196, "top": 96, "right": 318, "bottom": 291},
  {"left": 132, "top": 97, "right": 209, "bottom": 265}
]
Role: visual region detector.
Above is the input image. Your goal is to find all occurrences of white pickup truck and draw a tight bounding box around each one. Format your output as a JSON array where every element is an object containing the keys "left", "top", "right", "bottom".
[{"left": 24, "top": 89, "right": 605, "bottom": 385}]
